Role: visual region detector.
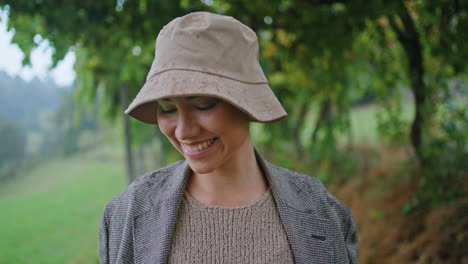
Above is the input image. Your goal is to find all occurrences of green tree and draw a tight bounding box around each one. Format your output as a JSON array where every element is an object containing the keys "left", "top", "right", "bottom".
[
  {"left": 1, "top": 0, "right": 466, "bottom": 206},
  {"left": 0, "top": 71, "right": 62, "bottom": 131},
  {"left": 0, "top": 1, "right": 186, "bottom": 183},
  {"left": 0, "top": 119, "right": 26, "bottom": 168},
  {"left": 215, "top": 0, "right": 467, "bottom": 205},
  {"left": 38, "top": 86, "right": 100, "bottom": 157}
]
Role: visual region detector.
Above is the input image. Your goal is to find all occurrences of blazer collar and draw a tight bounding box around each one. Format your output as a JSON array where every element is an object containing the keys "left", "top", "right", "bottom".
[
  {"left": 255, "top": 151, "right": 334, "bottom": 263},
  {"left": 147, "top": 150, "right": 310, "bottom": 208},
  {"left": 133, "top": 150, "right": 333, "bottom": 264},
  {"left": 256, "top": 150, "right": 312, "bottom": 211}
]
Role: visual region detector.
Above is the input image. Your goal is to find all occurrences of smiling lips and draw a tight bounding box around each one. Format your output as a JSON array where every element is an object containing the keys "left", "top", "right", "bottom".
[{"left": 182, "top": 138, "right": 218, "bottom": 153}]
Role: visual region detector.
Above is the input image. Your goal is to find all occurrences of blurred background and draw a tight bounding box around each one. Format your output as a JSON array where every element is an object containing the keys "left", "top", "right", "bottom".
[{"left": 0, "top": 0, "right": 466, "bottom": 263}]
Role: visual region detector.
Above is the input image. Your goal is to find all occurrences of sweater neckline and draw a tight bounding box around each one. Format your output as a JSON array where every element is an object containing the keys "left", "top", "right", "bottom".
[{"left": 183, "top": 188, "right": 272, "bottom": 210}]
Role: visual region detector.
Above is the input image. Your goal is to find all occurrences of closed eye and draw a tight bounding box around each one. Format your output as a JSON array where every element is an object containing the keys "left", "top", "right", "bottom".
[
  {"left": 158, "top": 106, "right": 177, "bottom": 114},
  {"left": 196, "top": 102, "right": 217, "bottom": 111}
]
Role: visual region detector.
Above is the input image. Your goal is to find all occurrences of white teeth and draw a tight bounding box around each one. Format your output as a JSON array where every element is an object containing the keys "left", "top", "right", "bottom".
[{"left": 184, "top": 138, "right": 216, "bottom": 153}]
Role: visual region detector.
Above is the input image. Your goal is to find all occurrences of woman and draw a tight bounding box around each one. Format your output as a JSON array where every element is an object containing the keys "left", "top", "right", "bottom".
[{"left": 99, "top": 12, "right": 358, "bottom": 264}]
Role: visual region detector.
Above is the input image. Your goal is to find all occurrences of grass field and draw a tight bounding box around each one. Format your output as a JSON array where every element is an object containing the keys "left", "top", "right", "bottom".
[
  {"left": 0, "top": 149, "right": 127, "bottom": 264},
  {"left": 348, "top": 102, "right": 414, "bottom": 144}
]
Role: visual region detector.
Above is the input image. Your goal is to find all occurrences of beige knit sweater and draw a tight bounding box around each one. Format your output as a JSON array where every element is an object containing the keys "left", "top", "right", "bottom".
[{"left": 168, "top": 189, "right": 295, "bottom": 264}]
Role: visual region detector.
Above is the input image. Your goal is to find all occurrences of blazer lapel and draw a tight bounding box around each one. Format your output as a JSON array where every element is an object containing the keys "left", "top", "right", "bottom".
[
  {"left": 133, "top": 162, "right": 190, "bottom": 264},
  {"left": 256, "top": 151, "right": 334, "bottom": 264}
]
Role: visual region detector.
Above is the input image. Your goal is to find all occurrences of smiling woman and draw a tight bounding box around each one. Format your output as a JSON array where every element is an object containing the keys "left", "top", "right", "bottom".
[{"left": 99, "top": 12, "right": 358, "bottom": 264}]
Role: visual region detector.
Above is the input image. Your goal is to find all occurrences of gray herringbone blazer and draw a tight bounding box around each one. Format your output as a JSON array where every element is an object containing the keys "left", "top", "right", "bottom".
[{"left": 99, "top": 152, "right": 358, "bottom": 264}]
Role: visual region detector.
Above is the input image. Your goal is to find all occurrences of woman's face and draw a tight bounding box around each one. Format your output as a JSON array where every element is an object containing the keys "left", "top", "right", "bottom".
[{"left": 156, "top": 96, "right": 251, "bottom": 174}]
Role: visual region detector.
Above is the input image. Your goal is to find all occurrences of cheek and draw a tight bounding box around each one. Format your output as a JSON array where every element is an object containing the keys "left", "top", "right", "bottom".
[
  {"left": 197, "top": 109, "right": 231, "bottom": 133},
  {"left": 157, "top": 117, "right": 175, "bottom": 138},
  {"left": 222, "top": 105, "right": 250, "bottom": 128},
  {"left": 158, "top": 121, "right": 182, "bottom": 150},
  {"left": 200, "top": 107, "right": 249, "bottom": 136}
]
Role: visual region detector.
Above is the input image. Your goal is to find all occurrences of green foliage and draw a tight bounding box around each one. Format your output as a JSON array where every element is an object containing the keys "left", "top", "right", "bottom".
[
  {"left": 2, "top": 0, "right": 467, "bottom": 208},
  {"left": 418, "top": 81, "right": 467, "bottom": 206},
  {"left": 40, "top": 88, "right": 100, "bottom": 157},
  {"left": 0, "top": 119, "right": 26, "bottom": 168}
]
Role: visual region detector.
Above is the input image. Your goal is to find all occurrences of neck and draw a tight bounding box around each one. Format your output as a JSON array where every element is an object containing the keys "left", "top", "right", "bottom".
[{"left": 186, "top": 139, "right": 268, "bottom": 207}]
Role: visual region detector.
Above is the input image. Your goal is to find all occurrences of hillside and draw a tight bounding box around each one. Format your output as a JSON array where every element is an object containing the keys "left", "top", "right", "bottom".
[{"left": 0, "top": 71, "right": 65, "bottom": 130}]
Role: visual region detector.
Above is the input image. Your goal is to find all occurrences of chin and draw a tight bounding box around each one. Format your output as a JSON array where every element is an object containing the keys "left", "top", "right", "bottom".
[{"left": 186, "top": 161, "right": 217, "bottom": 175}]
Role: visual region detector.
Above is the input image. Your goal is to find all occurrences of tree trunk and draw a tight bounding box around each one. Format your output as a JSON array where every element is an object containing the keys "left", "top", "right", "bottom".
[
  {"left": 292, "top": 102, "right": 308, "bottom": 157},
  {"left": 388, "top": 3, "right": 427, "bottom": 167},
  {"left": 119, "top": 84, "right": 135, "bottom": 185},
  {"left": 312, "top": 99, "right": 332, "bottom": 144}
]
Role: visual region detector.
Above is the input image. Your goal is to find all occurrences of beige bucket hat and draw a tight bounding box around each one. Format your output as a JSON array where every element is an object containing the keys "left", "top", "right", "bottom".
[{"left": 125, "top": 12, "right": 287, "bottom": 124}]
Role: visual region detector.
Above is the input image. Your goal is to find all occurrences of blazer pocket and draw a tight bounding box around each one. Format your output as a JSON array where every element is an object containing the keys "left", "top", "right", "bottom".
[
  {"left": 301, "top": 217, "right": 334, "bottom": 264},
  {"left": 280, "top": 207, "right": 334, "bottom": 264}
]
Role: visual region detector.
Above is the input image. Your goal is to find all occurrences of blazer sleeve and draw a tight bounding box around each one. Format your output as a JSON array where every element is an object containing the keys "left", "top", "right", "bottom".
[
  {"left": 345, "top": 208, "right": 359, "bottom": 264},
  {"left": 98, "top": 210, "right": 110, "bottom": 264}
]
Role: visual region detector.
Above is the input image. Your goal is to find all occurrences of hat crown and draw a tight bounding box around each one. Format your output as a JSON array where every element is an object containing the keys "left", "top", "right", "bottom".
[
  {"left": 147, "top": 12, "right": 268, "bottom": 83},
  {"left": 125, "top": 12, "right": 287, "bottom": 124}
]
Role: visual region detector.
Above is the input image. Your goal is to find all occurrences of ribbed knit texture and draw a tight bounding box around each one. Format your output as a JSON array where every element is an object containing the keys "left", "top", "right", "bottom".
[{"left": 168, "top": 189, "right": 295, "bottom": 264}]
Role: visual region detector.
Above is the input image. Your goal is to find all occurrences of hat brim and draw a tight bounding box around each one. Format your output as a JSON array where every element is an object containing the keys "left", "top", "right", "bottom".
[{"left": 125, "top": 70, "right": 287, "bottom": 124}]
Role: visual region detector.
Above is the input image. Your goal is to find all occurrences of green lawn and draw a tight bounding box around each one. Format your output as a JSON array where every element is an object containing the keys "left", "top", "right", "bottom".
[
  {"left": 0, "top": 151, "right": 127, "bottom": 264},
  {"left": 348, "top": 102, "right": 414, "bottom": 144},
  {"left": 295, "top": 101, "right": 415, "bottom": 147}
]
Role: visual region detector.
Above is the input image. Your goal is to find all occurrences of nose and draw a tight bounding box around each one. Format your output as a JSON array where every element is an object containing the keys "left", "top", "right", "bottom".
[{"left": 175, "top": 111, "right": 200, "bottom": 140}]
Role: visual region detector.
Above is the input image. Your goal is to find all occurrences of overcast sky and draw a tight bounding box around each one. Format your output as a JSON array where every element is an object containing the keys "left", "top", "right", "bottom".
[{"left": 0, "top": 9, "right": 75, "bottom": 86}]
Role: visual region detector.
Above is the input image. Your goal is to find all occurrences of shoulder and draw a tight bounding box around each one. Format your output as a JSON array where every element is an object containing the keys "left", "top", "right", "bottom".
[
  {"left": 267, "top": 162, "right": 353, "bottom": 228},
  {"left": 102, "top": 160, "right": 184, "bottom": 219},
  {"left": 264, "top": 160, "right": 358, "bottom": 261}
]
